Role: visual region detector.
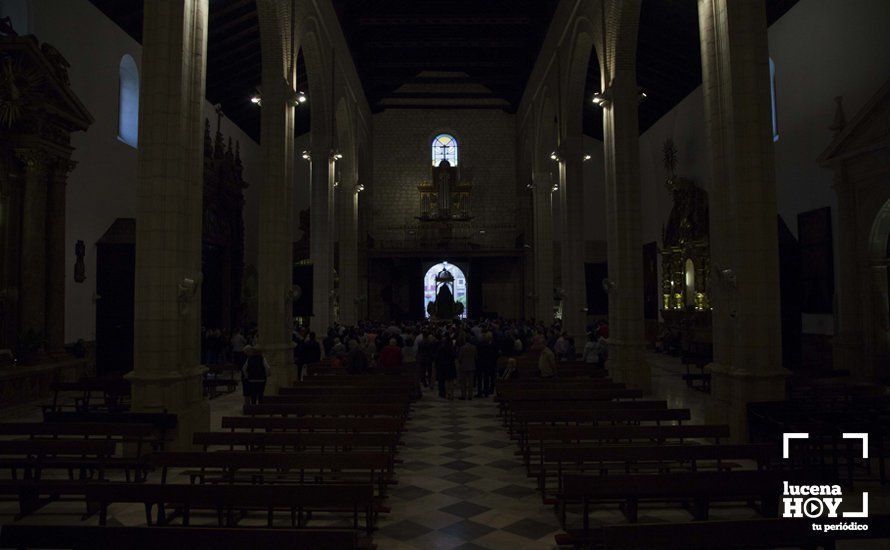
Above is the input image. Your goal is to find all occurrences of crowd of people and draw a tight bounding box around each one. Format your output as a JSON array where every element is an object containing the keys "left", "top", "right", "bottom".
[{"left": 202, "top": 318, "right": 609, "bottom": 404}]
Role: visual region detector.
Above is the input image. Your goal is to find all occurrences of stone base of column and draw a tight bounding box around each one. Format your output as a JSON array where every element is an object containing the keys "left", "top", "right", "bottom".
[
  {"left": 262, "top": 343, "right": 295, "bottom": 394},
  {"left": 127, "top": 366, "right": 210, "bottom": 450},
  {"left": 606, "top": 339, "right": 651, "bottom": 394},
  {"left": 705, "top": 363, "right": 790, "bottom": 443}
]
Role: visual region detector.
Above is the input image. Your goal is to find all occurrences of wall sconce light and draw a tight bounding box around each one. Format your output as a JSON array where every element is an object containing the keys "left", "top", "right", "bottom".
[
  {"left": 301, "top": 150, "right": 311, "bottom": 161},
  {"left": 333, "top": 180, "right": 340, "bottom": 188},
  {"left": 526, "top": 182, "right": 535, "bottom": 190},
  {"left": 551, "top": 182, "right": 559, "bottom": 193},
  {"left": 354, "top": 183, "right": 365, "bottom": 193},
  {"left": 250, "top": 88, "right": 262, "bottom": 106},
  {"left": 295, "top": 90, "right": 308, "bottom": 105},
  {"left": 583, "top": 154, "right": 592, "bottom": 162},
  {"left": 330, "top": 151, "right": 343, "bottom": 161},
  {"left": 638, "top": 88, "right": 648, "bottom": 102},
  {"left": 592, "top": 88, "right": 612, "bottom": 107},
  {"left": 549, "top": 150, "right": 561, "bottom": 162},
  {"left": 602, "top": 278, "right": 617, "bottom": 293}
]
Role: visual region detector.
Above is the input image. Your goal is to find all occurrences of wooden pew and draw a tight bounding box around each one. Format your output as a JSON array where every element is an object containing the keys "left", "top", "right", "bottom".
[
  {"left": 42, "top": 411, "right": 177, "bottom": 446},
  {"left": 41, "top": 378, "right": 131, "bottom": 416},
  {"left": 558, "top": 470, "right": 820, "bottom": 527},
  {"left": 142, "top": 451, "right": 393, "bottom": 499},
  {"left": 0, "top": 422, "right": 161, "bottom": 481},
  {"left": 192, "top": 432, "right": 399, "bottom": 472},
  {"left": 506, "top": 400, "right": 668, "bottom": 440},
  {"left": 542, "top": 444, "right": 777, "bottom": 500},
  {"left": 220, "top": 416, "right": 403, "bottom": 436},
  {"left": 513, "top": 408, "right": 692, "bottom": 453},
  {"left": 243, "top": 403, "right": 408, "bottom": 419},
  {"left": 597, "top": 516, "right": 890, "bottom": 549},
  {"left": 0, "top": 439, "right": 117, "bottom": 480},
  {"left": 204, "top": 363, "right": 240, "bottom": 399},
  {"left": 522, "top": 424, "right": 730, "bottom": 477},
  {"left": 0, "top": 525, "right": 362, "bottom": 550},
  {"left": 82, "top": 482, "right": 376, "bottom": 532},
  {"left": 261, "top": 394, "right": 411, "bottom": 405}
]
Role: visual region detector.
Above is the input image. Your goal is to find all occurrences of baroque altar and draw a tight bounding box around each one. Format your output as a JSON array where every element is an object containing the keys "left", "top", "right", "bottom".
[{"left": 0, "top": 30, "right": 93, "bottom": 361}]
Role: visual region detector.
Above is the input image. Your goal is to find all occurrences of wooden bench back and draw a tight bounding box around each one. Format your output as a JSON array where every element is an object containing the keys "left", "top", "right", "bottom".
[
  {"left": 525, "top": 424, "right": 730, "bottom": 442},
  {"left": 220, "top": 416, "right": 402, "bottom": 433},
  {"left": 0, "top": 525, "right": 358, "bottom": 550},
  {"left": 515, "top": 408, "right": 691, "bottom": 424},
  {"left": 193, "top": 431, "right": 397, "bottom": 450},
  {"left": 243, "top": 403, "right": 407, "bottom": 417}
]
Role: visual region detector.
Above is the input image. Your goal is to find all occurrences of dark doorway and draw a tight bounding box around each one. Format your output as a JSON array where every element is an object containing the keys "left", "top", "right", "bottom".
[{"left": 95, "top": 218, "right": 136, "bottom": 376}]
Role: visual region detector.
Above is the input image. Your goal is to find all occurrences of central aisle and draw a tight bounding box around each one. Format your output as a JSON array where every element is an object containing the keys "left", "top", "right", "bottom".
[{"left": 374, "top": 394, "right": 561, "bottom": 549}]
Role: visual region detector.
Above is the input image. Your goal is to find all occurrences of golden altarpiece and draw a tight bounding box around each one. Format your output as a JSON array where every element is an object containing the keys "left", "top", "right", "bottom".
[
  {"left": 0, "top": 30, "right": 92, "bottom": 364},
  {"left": 659, "top": 140, "right": 712, "bottom": 353}
]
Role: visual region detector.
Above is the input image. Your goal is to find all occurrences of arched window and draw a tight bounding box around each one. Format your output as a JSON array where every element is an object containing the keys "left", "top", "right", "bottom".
[
  {"left": 432, "top": 133, "right": 458, "bottom": 167},
  {"left": 118, "top": 54, "right": 139, "bottom": 148},
  {"left": 769, "top": 57, "right": 779, "bottom": 142}
]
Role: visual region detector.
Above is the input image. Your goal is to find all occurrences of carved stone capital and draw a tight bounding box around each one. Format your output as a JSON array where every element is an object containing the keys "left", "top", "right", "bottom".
[{"left": 14, "top": 149, "right": 51, "bottom": 176}]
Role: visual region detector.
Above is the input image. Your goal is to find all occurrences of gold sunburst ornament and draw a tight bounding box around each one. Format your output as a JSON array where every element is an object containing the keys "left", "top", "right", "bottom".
[{"left": 0, "top": 54, "right": 43, "bottom": 129}]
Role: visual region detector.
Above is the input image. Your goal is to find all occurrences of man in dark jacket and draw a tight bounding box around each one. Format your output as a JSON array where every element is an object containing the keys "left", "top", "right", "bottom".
[{"left": 476, "top": 331, "right": 500, "bottom": 397}]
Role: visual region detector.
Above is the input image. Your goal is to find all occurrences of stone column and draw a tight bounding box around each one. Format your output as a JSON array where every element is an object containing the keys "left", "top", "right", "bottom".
[
  {"left": 601, "top": 69, "right": 649, "bottom": 393},
  {"left": 698, "top": 0, "right": 787, "bottom": 439},
  {"left": 338, "top": 161, "right": 359, "bottom": 326},
  {"left": 532, "top": 171, "right": 554, "bottom": 323},
  {"left": 45, "top": 158, "right": 74, "bottom": 356},
  {"left": 310, "top": 147, "right": 334, "bottom": 334},
  {"left": 15, "top": 149, "right": 49, "bottom": 343},
  {"left": 558, "top": 135, "right": 587, "bottom": 341},
  {"left": 129, "top": 0, "right": 210, "bottom": 449},
  {"left": 830, "top": 170, "right": 866, "bottom": 377},
  {"left": 257, "top": 76, "right": 296, "bottom": 393}
]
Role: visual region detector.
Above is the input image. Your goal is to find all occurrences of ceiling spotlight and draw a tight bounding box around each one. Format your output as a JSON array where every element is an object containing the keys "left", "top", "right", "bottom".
[
  {"left": 301, "top": 150, "right": 311, "bottom": 161},
  {"left": 583, "top": 154, "right": 592, "bottom": 162}
]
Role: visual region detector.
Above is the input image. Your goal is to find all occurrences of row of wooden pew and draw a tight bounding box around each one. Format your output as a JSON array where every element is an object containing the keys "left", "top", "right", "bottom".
[
  {"left": 1, "top": 367, "right": 422, "bottom": 548},
  {"left": 496, "top": 357, "right": 889, "bottom": 549}
]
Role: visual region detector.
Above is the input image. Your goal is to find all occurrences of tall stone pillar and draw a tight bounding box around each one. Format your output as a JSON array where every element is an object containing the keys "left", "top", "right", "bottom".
[
  {"left": 257, "top": 75, "right": 296, "bottom": 393},
  {"left": 45, "top": 158, "right": 74, "bottom": 356},
  {"left": 129, "top": 0, "right": 210, "bottom": 449},
  {"left": 338, "top": 162, "right": 359, "bottom": 326},
  {"left": 698, "top": 0, "right": 787, "bottom": 439},
  {"left": 558, "top": 135, "right": 587, "bottom": 340},
  {"left": 16, "top": 150, "right": 48, "bottom": 342},
  {"left": 602, "top": 69, "right": 649, "bottom": 393},
  {"left": 310, "top": 148, "right": 334, "bottom": 334},
  {"left": 532, "top": 171, "right": 554, "bottom": 323},
  {"left": 830, "top": 172, "right": 865, "bottom": 378}
]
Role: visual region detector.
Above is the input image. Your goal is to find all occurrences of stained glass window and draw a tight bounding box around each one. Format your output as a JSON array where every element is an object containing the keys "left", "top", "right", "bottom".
[{"left": 432, "top": 134, "right": 458, "bottom": 167}]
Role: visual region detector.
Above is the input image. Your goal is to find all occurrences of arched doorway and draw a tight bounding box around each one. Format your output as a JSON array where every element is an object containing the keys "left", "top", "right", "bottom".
[{"left": 423, "top": 261, "right": 467, "bottom": 318}]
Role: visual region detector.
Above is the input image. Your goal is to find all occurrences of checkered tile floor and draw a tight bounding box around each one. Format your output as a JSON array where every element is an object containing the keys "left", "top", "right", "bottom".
[{"left": 375, "top": 392, "right": 563, "bottom": 550}]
